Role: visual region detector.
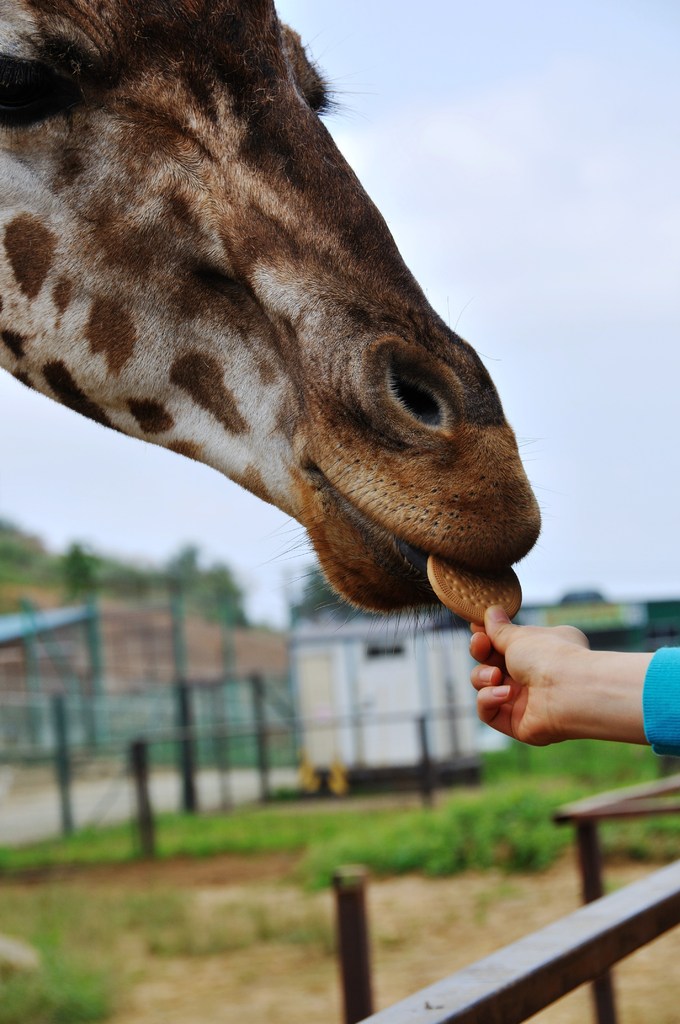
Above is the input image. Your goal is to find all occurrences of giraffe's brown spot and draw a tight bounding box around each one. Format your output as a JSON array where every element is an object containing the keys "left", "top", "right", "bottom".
[
  {"left": 168, "top": 439, "right": 204, "bottom": 461},
  {"left": 3, "top": 215, "right": 58, "bottom": 300},
  {"left": 128, "top": 398, "right": 174, "bottom": 434},
  {"left": 86, "top": 297, "right": 137, "bottom": 375},
  {"left": 166, "top": 191, "right": 198, "bottom": 229},
  {"left": 56, "top": 149, "right": 86, "bottom": 189},
  {"left": 53, "top": 277, "right": 74, "bottom": 316},
  {"left": 234, "top": 465, "right": 271, "bottom": 503},
  {"left": 42, "top": 361, "right": 114, "bottom": 429},
  {"left": 2, "top": 330, "right": 27, "bottom": 359},
  {"left": 13, "top": 370, "right": 34, "bottom": 390},
  {"left": 255, "top": 350, "right": 278, "bottom": 386},
  {"left": 170, "top": 352, "right": 248, "bottom": 434}
]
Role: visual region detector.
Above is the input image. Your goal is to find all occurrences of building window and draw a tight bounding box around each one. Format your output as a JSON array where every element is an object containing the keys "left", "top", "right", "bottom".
[{"left": 365, "top": 644, "right": 405, "bottom": 659}]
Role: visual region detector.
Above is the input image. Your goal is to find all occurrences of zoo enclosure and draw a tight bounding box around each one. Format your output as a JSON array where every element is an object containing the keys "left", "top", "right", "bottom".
[
  {"left": 125, "top": 702, "right": 476, "bottom": 858},
  {"left": 349, "top": 859, "right": 680, "bottom": 1024},
  {"left": 1, "top": 680, "right": 479, "bottom": 844},
  {"left": 331, "top": 774, "right": 680, "bottom": 1024},
  {"left": 0, "top": 598, "right": 483, "bottom": 843}
]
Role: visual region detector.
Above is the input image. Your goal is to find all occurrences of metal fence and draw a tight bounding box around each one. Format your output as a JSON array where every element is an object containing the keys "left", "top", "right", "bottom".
[
  {"left": 126, "top": 705, "right": 477, "bottom": 857},
  {"left": 345, "top": 859, "right": 680, "bottom": 1024},
  {"left": 333, "top": 777, "right": 680, "bottom": 1024},
  {"left": 0, "top": 673, "right": 295, "bottom": 763},
  {"left": 0, "top": 685, "right": 480, "bottom": 846}
]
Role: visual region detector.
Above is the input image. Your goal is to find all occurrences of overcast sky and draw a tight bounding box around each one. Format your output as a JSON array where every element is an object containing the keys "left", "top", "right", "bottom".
[{"left": 1, "top": 0, "right": 678, "bottom": 626}]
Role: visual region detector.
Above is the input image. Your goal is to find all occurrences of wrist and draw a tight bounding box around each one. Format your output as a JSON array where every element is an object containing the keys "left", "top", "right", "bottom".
[{"left": 557, "top": 650, "right": 650, "bottom": 744}]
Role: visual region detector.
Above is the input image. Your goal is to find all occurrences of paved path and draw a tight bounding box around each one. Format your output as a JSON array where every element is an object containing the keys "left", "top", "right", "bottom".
[{"left": 0, "top": 764, "right": 300, "bottom": 846}]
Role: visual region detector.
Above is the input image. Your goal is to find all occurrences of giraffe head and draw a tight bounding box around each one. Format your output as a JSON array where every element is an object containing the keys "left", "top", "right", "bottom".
[{"left": 0, "top": 0, "right": 540, "bottom": 611}]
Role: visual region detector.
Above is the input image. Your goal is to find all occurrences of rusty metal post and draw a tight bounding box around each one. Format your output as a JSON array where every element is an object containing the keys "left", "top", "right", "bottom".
[
  {"left": 334, "top": 865, "right": 374, "bottom": 1024},
  {"left": 176, "top": 680, "right": 198, "bottom": 814},
  {"left": 251, "top": 673, "right": 270, "bottom": 802},
  {"left": 130, "top": 739, "right": 155, "bottom": 858},
  {"left": 417, "top": 715, "right": 435, "bottom": 807},
  {"left": 576, "top": 820, "right": 618, "bottom": 1024},
  {"left": 52, "top": 693, "right": 74, "bottom": 836}
]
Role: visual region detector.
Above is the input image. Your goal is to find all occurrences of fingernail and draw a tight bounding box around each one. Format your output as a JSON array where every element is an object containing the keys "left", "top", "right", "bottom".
[
  {"left": 486, "top": 605, "right": 510, "bottom": 625},
  {"left": 478, "top": 667, "right": 495, "bottom": 683},
  {"left": 491, "top": 685, "right": 510, "bottom": 698}
]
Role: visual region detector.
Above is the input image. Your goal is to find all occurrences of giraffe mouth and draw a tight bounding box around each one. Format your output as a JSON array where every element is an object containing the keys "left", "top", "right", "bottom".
[
  {"left": 298, "top": 460, "right": 533, "bottom": 611},
  {"left": 300, "top": 464, "right": 439, "bottom": 607}
]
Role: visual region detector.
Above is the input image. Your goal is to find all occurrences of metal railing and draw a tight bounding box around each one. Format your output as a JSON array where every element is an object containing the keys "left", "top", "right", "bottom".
[
  {"left": 347, "top": 858, "right": 680, "bottom": 1024},
  {"left": 334, "top": 775, "right": 680, "bottom": 1024},
  {"left": 554, "top": 773, "right": 680, "bottom": 1024}
]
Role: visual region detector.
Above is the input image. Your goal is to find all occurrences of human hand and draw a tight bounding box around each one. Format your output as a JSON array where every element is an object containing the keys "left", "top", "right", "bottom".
[{"left": 469, "top": 606, "right": 590, "bottom": 745}]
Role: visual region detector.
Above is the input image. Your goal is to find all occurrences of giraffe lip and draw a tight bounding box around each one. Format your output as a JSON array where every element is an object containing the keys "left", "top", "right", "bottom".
[
  {"left": 396, "top": 540, "right": 429, "bottom": 578},
  {"left": 304, "top": 463, "right": 434, "bottom": 590}
]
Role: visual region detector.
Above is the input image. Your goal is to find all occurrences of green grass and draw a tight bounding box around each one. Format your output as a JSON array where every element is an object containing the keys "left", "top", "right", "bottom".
[
  {"left": 0, "top": 884, "right": 334, "bottom": 1024},
  {"left": 0, "top": 740, "right": 673, "bottom": 885},
  {"left": 0, "top": 803, "right": 415, "bottom": 874},
  {"left": 299, "top": 784, "right": 578, "bottom": 888},
  {"left": 0, "top": 781, "right": 586, "bottom": 887},
  {"left": 0, "top": 888, "right": 119, "bottom": 1024},
  {"left": 483, "top": 737, "right": 659, "bottom": 787},
  {"left": 0, "top": 740, "right": 676, "bottom": 1024}
]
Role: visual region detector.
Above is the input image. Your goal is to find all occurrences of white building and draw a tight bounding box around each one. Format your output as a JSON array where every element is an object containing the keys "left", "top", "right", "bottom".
[{"left": 289, "top": 614, "right": 481, "bottom": 779}]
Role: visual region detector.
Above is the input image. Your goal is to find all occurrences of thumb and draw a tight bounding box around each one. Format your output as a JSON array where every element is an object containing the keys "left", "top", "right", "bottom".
[{"left": 483, "top": 605, "right": 515, "bottom": 653}]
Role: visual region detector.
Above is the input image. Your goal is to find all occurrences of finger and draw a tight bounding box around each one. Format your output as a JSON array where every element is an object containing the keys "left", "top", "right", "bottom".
[
  {"left": 471, "top": 664, "right": 504, "bottom": 690},
  {"left": 476, "top": 687, "right": 514, "bottom": 737},
  {"left": 469, "top": 631, "right": 492, "bottom": 663},
  {"left": 470, "top": 632, "right": 506, "bottom": 671},
  {"left": 483, "top": 605, "right": 519, "bottom": 653}
]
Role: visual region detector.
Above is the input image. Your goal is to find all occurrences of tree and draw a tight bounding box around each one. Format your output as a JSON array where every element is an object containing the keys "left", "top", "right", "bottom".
[
  {"left": 166, "top": 544, "right": 201, "bottom": 594},
  {"left": 197, "top": 562, "right": 248, "bottom": 626},
  {"left": 290, "top": 563, "right": 353, "bottom": 623},
  {"left": 165, "top": 545, "right": 248, "bottom": 625},
  {"left": 61, "top": 542, "right": 100, "bottom": 599}
]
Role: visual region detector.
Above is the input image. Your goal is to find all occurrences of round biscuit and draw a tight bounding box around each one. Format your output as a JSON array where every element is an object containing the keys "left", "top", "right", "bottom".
[{"left": 427, "top": 555, "right": 522, "bottom": 624}]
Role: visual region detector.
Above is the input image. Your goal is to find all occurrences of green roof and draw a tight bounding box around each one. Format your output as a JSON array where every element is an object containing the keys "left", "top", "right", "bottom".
[{"left": 0, "top": 606, "right": 89, "bottom": 646}]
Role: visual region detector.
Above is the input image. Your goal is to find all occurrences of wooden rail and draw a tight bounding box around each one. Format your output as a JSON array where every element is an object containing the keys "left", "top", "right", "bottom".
[
  {"left": 554, "top": 773, "right": 680, "bottom": 1023},
  {"left": 554, "top": 773, "right": 680, "bottom": 825},
  {"left": 356, "top": 859, "right": 680, "bottom": 1024}
]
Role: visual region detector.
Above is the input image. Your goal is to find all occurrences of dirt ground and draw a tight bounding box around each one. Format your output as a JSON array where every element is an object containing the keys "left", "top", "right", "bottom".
[{"left": 27, "top": 850, "right": 679, "bottom": 1024}]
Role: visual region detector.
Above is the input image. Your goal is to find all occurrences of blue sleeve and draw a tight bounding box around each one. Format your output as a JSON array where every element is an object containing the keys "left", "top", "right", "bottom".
[{"left": 642, "top": 647, "right": 680, "bottom": 757}]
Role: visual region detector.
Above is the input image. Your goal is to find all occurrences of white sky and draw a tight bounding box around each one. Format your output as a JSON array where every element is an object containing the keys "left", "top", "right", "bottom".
[{"left": 1, "top": 0, "right": 679, "bottom": 625}]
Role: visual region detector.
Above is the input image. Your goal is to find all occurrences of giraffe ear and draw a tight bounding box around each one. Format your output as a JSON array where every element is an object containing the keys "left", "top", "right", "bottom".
[{"left": 281, "top": 25, "right": 330, "bottom": 114}]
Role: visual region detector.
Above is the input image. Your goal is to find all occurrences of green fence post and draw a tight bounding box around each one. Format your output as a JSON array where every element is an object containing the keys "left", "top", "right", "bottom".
[
  {"left": 221, "top": 600, "right": 236, "bottom": 679},
  {"left": 170, "top": 586, "right": 188, "bottom": 684},
  {"left": 84, "top": 595, "right": 105, "bottom": 747},
  {"left": 170, "top": 585, "right": 197, "bottom": 813},
  {"left": 251, "top": 673, "right": 270, "bottom": 802},
  {"left": 211, "top": 683, "right": 232, "bottom": 810},
  {"left": 130, "top": 739, "right": 155, "bottom": 858},
  {"left": 20, "top": 598, "right": 43, "bottom": 745},
  {"left": 176, "top": 680, "right": 198, "bottom": 814},
  {"left": 52, "top": 693, "right": 74, "bottom": 836}
]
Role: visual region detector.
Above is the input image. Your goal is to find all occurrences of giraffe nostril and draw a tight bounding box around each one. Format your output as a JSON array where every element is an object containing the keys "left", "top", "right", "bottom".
[{"left": 389, "top": 369, "right": 444, "bottom": 428}]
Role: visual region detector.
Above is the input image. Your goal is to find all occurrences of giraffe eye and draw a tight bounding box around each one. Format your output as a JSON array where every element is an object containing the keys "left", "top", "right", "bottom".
[{"left": 0, "top": 58, "right": 80, "bottom": 127}]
